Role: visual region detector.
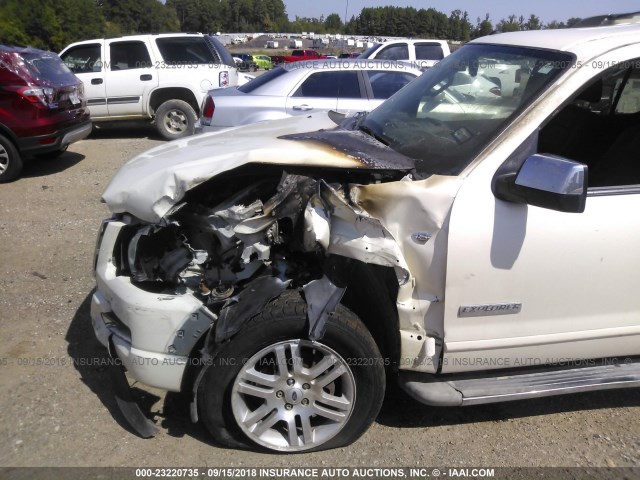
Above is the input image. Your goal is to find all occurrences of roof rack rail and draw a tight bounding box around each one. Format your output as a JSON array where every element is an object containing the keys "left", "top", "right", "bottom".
[{"left": 571, "top": 11, "right": 640, "bottom": 28}]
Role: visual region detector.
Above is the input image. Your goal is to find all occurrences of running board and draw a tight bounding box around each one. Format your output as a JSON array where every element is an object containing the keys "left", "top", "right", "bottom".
[{"left": 399, "top": 359, "right": 640, "bottom": 407}]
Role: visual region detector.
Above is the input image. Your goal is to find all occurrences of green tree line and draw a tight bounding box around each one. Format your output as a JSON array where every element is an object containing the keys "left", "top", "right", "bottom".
[
  {"left": 255, "top": 7, "right": 581, "bottom": 41},
  {"left": 168, "top": 0, "right": 289, "bottom": 34},
  {"left": 345, "top": 7, "right": 582, "bottom": 41},
  {"left": 0, "top": 0, "right": 288, "bottom": 51},
  {"left": 0, "top": 0, "right": 581, "bottom": 52}
]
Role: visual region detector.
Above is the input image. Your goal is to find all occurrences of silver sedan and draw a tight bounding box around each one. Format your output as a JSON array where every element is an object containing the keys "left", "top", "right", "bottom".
[{"left": 197, "top": 59, "right": 423, "bottom": 132}]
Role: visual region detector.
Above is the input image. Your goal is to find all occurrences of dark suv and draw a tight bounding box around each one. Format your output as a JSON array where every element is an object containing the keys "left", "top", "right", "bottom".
[{"left": 0, "top": 45, "right": 92, "bottom": 182}]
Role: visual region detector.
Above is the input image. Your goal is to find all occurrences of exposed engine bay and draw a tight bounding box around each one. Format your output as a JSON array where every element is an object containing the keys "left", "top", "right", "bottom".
[{"left": 119, "top": 166, "right": 412, "bottom": 343}]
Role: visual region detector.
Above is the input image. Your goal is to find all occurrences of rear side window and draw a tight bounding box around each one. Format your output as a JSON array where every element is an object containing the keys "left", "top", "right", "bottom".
[
  {"left": 21, "top": 52, "right": 78, "bottom": 85},
  {"left": 61, "top": 44, "right": 102, "bottom": 73},
  {"left": 359, "top": 44, "right": 381, "bottom": 59},
  {"left": 293, "top": 71, "right": 361, "bottom": 98},
  {"left": 367, "top": 71, "right": 417, "bottom": 99},
  {"left": 238, "top": 67, "right": 288, "bottom": 93},
  {"left": 109, "top": 41, "right": 151, "bottom": 70},
  {"left": 156, "top": 37, "right": 218, "bottom": 65},
  {"left": 376, "top": 44, "right": 409, "bottom": 61},
  {"left": 416, "top": 43, "right": 445, "bottom": 61}
]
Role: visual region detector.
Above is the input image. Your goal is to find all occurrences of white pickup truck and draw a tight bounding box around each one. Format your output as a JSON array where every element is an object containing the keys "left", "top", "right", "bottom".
[
  {"left": 60, "top": 34, "right": 239, "bottom": 139},
  {"left": 359, "top": 39, "right": 451, "bottom": 68}
]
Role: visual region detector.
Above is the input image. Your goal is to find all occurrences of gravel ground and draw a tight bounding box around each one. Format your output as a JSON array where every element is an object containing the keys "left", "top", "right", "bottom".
[{"left": 0, "top": 124, "right": 638, "bottom": 472}]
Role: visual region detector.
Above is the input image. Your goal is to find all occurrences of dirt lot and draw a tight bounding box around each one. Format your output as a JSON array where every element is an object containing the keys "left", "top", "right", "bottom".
[{"left": 0, "top": 125, "right": 638, "bottom": 472}]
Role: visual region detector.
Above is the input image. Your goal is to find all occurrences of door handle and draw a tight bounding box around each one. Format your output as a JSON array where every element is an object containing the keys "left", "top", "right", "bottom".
[
  {"left": 91, "top": 78, "right": 103, "bottom": 85},
  {"left": 292, "top": 104, "right": 313, "bottom": 111},
  {"left": 140, "top": 74, "right": 153, "bottom": 81}
]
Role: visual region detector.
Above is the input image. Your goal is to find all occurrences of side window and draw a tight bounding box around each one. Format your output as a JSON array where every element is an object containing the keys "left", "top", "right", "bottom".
[
  {"left": 61, "top": 44, "right": 102, "bottom": 73},
  {"left": 367, "top": 71, "right": 416, "bottom": 99},
  {"left": 109, "top": 41, "right": 151, "bottom": 71},
  {"left": 415, "top": 43, "right": 445, "bottom": 61},
  {"left": 538, "top": 59, "right": 640, "bottom": 188},
  {"left": 293, "top": 71, "right": 361, "bottom": 98},
  {"left": 615, "top": 69, "right": 640, "bottom": 114},
  {"left": 376, "top": 44, "right": 409, "bottom": 61},
  {"left": 156, "top": 37, "right": 218, "bottom": 64}
]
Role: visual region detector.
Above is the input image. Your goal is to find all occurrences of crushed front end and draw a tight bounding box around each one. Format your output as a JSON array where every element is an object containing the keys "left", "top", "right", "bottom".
[
  {"left": 92, "top": 164, "right": 412, "bottom": 393},
  {"left": 91, "top": 117, "right": 461, "bottom": 440}
]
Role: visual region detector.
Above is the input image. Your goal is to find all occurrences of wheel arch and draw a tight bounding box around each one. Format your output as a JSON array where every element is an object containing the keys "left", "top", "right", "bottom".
[
  {"left": 0, "top": 123, "right": 20, "bottom": 149},
  {"left": 180, "top": 328, "right": 209, "bottom": 393},
  {"left": 149, "top": 87, "right": 200, "bottom": 117},
  {"left": 185, "top": 259, "right": 401, "bottom": 393},
  {"left": 195, "top": 287, "right": 386, "bottom": 451},
  {"left": 335, "top": 259, "right": 401, "bottom": 372}
]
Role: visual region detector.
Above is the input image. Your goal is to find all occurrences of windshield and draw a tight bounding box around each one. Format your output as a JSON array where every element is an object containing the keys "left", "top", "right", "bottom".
[{"left": 358, "top": 44, "right": 573, "bottom": 176}]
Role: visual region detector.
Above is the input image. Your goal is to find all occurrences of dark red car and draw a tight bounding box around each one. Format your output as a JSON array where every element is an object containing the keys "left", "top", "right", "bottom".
[{"left": 0, "top": 45, "right": 91, "bottom": 182}]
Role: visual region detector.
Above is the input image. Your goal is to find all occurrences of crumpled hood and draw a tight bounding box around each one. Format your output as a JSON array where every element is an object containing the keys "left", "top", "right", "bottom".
[
  {"left": 103, "top": 114, "right": 383, "bottom": 223},
  {"left": 102, "top": 114, "right": 360, "bottom": 222}
]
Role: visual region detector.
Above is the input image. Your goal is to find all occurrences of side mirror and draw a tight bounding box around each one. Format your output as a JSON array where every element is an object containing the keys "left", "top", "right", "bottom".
[
  {"left": 328, "top": 109, "right": 347, "bottom": 125},
  {"left": 493, "top": 154, "right": 588, "bottom": 213}
]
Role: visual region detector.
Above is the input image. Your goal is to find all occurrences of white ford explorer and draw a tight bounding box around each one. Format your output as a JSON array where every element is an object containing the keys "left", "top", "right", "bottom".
[{"left": 92, "top": 20, "right": 640, "bottom": 452}]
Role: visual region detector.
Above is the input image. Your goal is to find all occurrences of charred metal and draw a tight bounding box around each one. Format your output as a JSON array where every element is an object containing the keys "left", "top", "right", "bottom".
[
  {"left": 119, "top": 167, "right": 409, "bottom": 354},
  {"left": 279, "top": 127, "right": 416, "bottom": 172}
]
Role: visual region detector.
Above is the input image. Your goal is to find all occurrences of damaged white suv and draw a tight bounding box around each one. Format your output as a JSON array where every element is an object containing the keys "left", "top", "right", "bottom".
[{"left": 92, "top": 22, "right": 640, "bottom": 452}]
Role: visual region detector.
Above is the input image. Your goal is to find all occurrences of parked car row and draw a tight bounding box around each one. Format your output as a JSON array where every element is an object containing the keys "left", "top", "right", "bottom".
[
  {"left": 270, "top": 49, "right": 327, "bottom": 65},
  {"left": 3, "top": 34, "right": 448, "bottom": 182},
  {"left": 233, "top": 53, "right": 273, "bottom": 71}
]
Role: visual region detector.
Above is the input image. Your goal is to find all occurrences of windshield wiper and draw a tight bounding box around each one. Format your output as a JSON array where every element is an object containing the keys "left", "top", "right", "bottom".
[{"left": 358, "top": 124, "right": 390, "bottom": 146}]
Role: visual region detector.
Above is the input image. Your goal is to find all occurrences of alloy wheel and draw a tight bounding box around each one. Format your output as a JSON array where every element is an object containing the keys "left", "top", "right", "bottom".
[{"left": 231, "top": 339, "right": 356, "bottom": 452}]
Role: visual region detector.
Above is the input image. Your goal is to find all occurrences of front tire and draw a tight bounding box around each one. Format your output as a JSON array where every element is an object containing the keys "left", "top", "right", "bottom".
[
  {"left": 198, "top": 290, "right": 385, "bottom": 452},
  {"left": 0, "top": 134, "right": 22, "bottom": 183},
  {"left": 154, "top": 99, "right": 197, "bottom": 140}
]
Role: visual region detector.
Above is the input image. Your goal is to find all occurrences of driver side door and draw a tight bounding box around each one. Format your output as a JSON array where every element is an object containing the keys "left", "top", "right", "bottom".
[{"left": 443, "top": 51, "right": 640, "bottom": 373}]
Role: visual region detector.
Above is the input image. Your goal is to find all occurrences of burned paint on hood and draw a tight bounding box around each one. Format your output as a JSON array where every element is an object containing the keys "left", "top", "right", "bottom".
[
  {"left": 279, "top": 128, "right": 416, "bottom": 173},
  {"left": 102, "top": 114, "right": 415, "bottom": 224}
]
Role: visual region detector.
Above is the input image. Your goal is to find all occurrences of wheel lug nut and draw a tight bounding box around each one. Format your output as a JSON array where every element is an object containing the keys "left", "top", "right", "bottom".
[
  {"left": 276, "top": 390, "right": 284, "bottom": 398},
  {"left": 302, "top": 383, "right": 310, "bottom": 390},
  {"left": 285, "top": 404, "right": 293, "bottom": 410},
  {"left": 286, "top": 378, "right": 295, "bottom": 386},
  {"left": 302, "top": 398, "right": 309, "bottom": 406}
]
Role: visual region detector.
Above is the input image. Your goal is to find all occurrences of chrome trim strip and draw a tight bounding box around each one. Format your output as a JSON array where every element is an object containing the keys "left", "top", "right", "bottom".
[
  {"left": 454, "top": 361, "right": 640, "bottom": 405},
  {"left": 588, "top": 185, "right": 640, "bottom": 196},
  {"left": 106, "top": 96, "right": 141, "bottom": 105},
  {"left": 400, "top": 360, "right": 640, "bottom": 407},
  {"left": 446, "top": 324, "right": 640, "bottom": 352}
]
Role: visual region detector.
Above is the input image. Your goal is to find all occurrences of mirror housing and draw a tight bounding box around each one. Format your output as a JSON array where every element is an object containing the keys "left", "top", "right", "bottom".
[{"left": 493, "top": 154, "right": 588, "bottom": 213}]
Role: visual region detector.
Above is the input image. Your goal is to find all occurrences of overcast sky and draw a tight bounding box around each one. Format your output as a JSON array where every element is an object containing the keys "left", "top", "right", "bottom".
[{"left": 285, "top": 0, "right": 640, "bottom": 24}]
